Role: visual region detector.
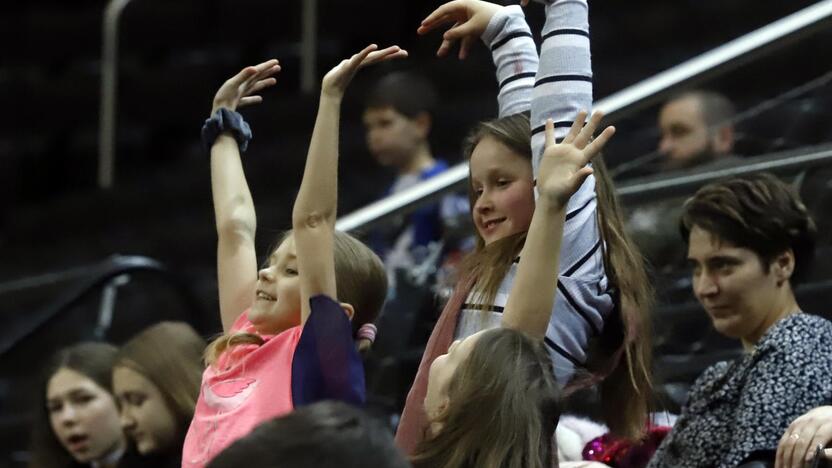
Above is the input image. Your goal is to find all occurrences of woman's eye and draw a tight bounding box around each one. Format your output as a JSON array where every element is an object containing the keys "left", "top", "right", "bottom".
[
  {"left": 47, "top": 403, "right": 61, "bottom": 413},
  {"left": 285, "top": 268, "right": 298, "bottom": 275}
]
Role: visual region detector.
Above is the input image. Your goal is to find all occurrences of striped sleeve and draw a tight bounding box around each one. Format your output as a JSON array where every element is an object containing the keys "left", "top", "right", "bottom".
[
  {"left": 531, "top": 0, "right": 593, "bottom": 176},
  {"left": 482, "top": 5, "right": 538, "bottom": 117}
]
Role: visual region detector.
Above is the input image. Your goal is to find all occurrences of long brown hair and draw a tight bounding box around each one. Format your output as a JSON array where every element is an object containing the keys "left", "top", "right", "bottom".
[
  {"left": 411, "top": 328, "right": 560, "bottom": 468},
  {"left": 460, "top": 112, "right": 653, "bottom": 439},
  {"left": 29, "top": 342, "right": 119, "bottom": 468},
  {"left": 204, "top": 230, "right": 388, "bottom": 365},
  {"left": 115, "top": 322, "right": 206, "bottom": 441}
]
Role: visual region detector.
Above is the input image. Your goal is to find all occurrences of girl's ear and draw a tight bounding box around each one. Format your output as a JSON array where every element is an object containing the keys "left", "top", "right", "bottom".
[{"left": 339, "top": 302, "right": 355, "bottom": 321}]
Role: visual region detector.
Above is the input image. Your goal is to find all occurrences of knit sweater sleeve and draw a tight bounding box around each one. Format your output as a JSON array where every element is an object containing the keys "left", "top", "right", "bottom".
[{"left": 482, "top": 5, "right": 538, "bottom": 117}]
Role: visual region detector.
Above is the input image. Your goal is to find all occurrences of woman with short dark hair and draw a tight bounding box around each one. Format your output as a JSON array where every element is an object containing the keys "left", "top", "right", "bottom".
[{"left": 648, "top": 173, "right": 832, "bottom": 467}]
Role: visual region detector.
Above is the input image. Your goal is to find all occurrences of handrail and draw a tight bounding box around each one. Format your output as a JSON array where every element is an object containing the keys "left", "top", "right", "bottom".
[
  {"left": 335, "top": 0, "right": 832, "bottom": 233},
  {"left": 616, "top": 143, "right": 832, "bottom": 203},
  {"left": 0, "top": 255, "right": 202, "bottom": 356}
]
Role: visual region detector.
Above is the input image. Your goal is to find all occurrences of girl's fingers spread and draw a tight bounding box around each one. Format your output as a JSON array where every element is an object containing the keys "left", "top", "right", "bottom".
[
  {"left": 544, "top": 119, "right": 555, "bottom": 149},
  {"left": 238, "top": 95, "right": 262, "bottom": 107},
  {"left": 249, "top": 77, "right": 277, "bottom": 94},
  {"left": 254, "top": 58, "right": 279, "bottom": 71},
  {"left": 421, "top": 2, "right": 462, "bottom": 28},
  {"left": 418, "top": 12, "right": 455, "bottom": 34},
  {"left": 437, "top": 38, "right": 454, "bottom": 57},
  {"left": 459, "top": 36, "right": 473, "bottom": 60},
  {"left": 576, "top": 111, "right": 603, "bottom": 147},
  {"left": 584, "top": 126, "right": 615, "bottom": 160},
  {"left": 563, "top": 111, "right": 587, "bottom": 144}
]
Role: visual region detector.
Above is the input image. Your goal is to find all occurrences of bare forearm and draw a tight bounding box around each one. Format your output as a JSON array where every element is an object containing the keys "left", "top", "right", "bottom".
[
  {"left": 502, "top": 198, "right": 566, "bottom": 339},
  {"left": 211, "top": 134, "right": 256, "bottom": 237},
  {"left": 292, "top": 96, "right": 341, "bottom": 229}
]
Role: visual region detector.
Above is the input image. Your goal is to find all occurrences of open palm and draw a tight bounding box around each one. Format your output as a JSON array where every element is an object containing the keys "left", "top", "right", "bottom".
[{"left": 538, "top": 111, "right": 615, "bottom": 207}]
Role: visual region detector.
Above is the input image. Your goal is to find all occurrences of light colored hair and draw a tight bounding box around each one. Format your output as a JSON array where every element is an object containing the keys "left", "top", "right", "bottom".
[
  {"left": 115, "top": 321, "right": 205, "bottom": 438},
  {"left": 204, "top": 230, "right": 387, "bottom": 365},
  {"left": 411, "top": 328, "right": 560, "bottom": 468},
  {"left": 460, "top": 113, "right": 654, "bottom": 439}
]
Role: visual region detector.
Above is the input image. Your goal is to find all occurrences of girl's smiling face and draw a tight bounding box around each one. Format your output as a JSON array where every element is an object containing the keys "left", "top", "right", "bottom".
[
  {"left": 469, "top": 136, "right": 535, "bottom": 245},
  {"left": 249, "top": 235, "right": 303, "bottom": 334}
]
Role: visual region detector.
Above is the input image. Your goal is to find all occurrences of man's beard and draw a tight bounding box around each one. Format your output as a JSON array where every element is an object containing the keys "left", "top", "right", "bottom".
[{"left": 661, "top": 139, "right": 719, "bottom": 172}]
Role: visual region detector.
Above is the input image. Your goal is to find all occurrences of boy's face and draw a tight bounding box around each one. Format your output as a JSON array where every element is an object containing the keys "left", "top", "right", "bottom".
[{"left": 362, "top": 106, "right": 427, "bottom": 170}]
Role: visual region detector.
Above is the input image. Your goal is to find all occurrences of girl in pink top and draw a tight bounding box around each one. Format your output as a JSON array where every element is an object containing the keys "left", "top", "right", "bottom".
[{"left": 182, "top": 44, "right": 407, "bottom": 468}]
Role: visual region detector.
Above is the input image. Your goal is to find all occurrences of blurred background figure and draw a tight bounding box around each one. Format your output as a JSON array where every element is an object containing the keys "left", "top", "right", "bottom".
[
  {"left": 29, "top": 342, "right": 140, "bottom": 468},
  {"left": 113, "top": 321, "right": 205, "bottom": 467},
  {"left": 207, "top": 401, "right": 410, "bottom": 468},
  {"left": 657, "top": 90, "right": 737, "bottom": 173}
]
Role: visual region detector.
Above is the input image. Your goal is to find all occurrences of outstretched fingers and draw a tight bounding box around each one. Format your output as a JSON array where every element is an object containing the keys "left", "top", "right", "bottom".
[
  {"left": 583, "top": 126, "right": 616, "bottom": 163},
  {"left": 573, "top": 110, "right": 604, "bottom": 149},
  {"left": 419, "top": 1, "right": 464, "bottom": 34},
  {"left": 561, "top": 110, "right": 588, "bottom": 145}
]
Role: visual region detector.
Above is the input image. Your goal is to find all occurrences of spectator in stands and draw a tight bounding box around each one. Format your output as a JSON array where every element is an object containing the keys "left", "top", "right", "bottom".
[
  {"left": 362, "top": 71, "right": 470, "bottom": 285},
  {"left": 657, "top": 90, "right": 737, "bottom": 172},
  {"left": 410, "top": 107, "right": 615, "bottom": 467},
  {"left": 207, "top": 401, "right": 409, "bottom": 468},
  {"left": 183, "top": 45, "right": 404, "bottom": 467},
  {"left": 29, "top": 342, "right": 140, "bottom": 468},
  {"left": 647, "top": 173, "right": 832, "bottom": 467},
  {"left": 397, "top": 0, "right": 653, "bottom": 454},
  {"left": 113, "top": 322, "right": 205, "bottom": 466},
  {"left": 776, "top": 405, "right": 832, "bottom": 468},
  {"left": 626, "top": 90, "right": 739, "bottom": 271}
]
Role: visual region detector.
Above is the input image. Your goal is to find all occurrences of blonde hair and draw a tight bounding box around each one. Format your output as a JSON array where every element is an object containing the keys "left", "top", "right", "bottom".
[
  {"left": 461, "top": 113, "right": 653, "bottom": 439},
  {"left": 204, "top": 230, "right": 387, "bottom": 365},
  {"left": 115, "top": 322, "right": 205, "bottom": 441},
  {"left": 411, "top": 328, "right": 560, "bottom": 468}
]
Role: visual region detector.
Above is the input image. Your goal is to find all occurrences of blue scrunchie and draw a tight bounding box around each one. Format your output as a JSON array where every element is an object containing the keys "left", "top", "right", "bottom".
[{"left": 201, "top": 108, "right": 253, "bottom": 154}]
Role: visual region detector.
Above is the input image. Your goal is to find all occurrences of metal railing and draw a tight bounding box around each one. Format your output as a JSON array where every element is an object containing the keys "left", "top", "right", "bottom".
[
  {"left": 0, "top": 255, "right": 202, "bottom": 356},
  {"left": 335, "top": 0, "right": 832, "bottom": 233}
]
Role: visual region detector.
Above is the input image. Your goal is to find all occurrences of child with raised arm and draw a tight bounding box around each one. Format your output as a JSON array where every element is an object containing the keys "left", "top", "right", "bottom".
[
  {"left": 183, "top": 45, "right": 406, "bottom": 468},
  {"left": 397, "top": 0, "right": 653, "bottom": 453},
  {"left": 412, "top": 113, "right": 616, "bottom": 468}
]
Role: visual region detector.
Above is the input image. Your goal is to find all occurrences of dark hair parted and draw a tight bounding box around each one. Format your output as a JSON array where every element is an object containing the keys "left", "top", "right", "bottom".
[
  {"left": 207, "top": 401, "right": 410, "bottom": 468},
  {"left": 29, "top": 342, "right": 119, "bottom": 468},
  {"left": 116, "top": 322, "right": 206, "bottom": 444},
  {"left": 365, "top": 71, "right": 438, "bottom": 118},
  {"left": 460, "top": 112, "right": 653, "bottom": 439},
  {"left": 411, "top": 328, "right": 560, "bottom": 468},
  {"left": 680, "top": 172, "right": 817, "bottom": 281},
  {"left": 205, "top": 230, "right": 388, "bottom": 365}
]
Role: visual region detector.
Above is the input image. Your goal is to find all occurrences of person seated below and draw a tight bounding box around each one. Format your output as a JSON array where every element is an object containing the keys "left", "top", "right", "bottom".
[{"left": 647, "top": 173, "right": 832, "bottom": 468}]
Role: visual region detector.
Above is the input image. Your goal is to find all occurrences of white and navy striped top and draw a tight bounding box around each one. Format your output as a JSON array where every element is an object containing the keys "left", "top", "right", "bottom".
[{"left": 454, "top": 0, "right": 614, "bottom": 385}]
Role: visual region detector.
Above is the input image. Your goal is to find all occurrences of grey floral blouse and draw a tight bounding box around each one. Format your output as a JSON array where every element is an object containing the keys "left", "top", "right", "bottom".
[{"left": 648, "top": 313, "right": 832, "bottom": 468}]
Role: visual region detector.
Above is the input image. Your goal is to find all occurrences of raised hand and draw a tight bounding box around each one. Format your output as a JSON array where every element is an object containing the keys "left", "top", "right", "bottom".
[
  {"left": 212, "top": 59, "right": 280, "bottom": 114},
  {"left": 417, "top": 0, "right": 501, "bottom": 59},
  {"left": 538, "top": 111, "right": 615, "bottom": 208},
  {"left": 776, "top": 406, "right": 832, "bottom": 468},
  {"left": 321, "top": 44, "right": 408, "bottom": 98}
]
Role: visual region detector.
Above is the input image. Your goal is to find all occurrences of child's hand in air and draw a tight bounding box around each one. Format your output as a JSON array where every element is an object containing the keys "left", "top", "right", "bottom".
[
  {"left": 538, "top": 111, "right": 615, "bottom": 208},
  {"left": 211, "top": 59, "right": 281, "bottom": 114},
  {"left": 417, "top": 0, "right": 502, "bottom": 60},
  {"left": 321, "top": 44, "right": 408, "bottom": 99}
]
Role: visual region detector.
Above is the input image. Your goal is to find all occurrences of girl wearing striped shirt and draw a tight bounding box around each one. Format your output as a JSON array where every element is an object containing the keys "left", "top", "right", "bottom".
[{"left": 397, "top": 0, "right": 653, "bottom": 454}]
